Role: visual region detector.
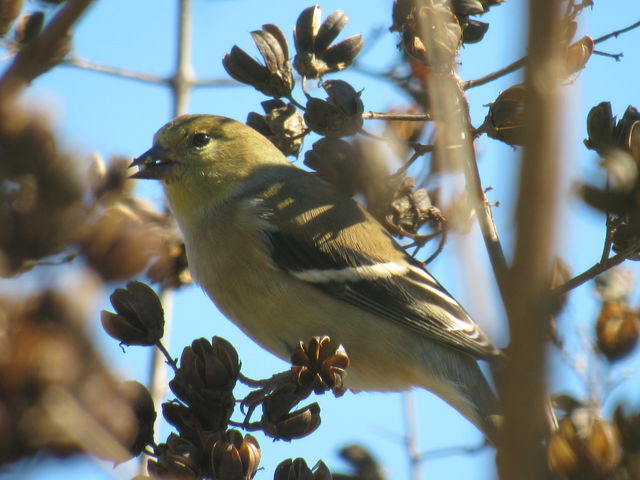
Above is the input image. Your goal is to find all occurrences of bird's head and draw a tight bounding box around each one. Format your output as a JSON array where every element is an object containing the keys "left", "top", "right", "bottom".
[{"left": 131, "top": 114, "right": 287, "bottom": 186}]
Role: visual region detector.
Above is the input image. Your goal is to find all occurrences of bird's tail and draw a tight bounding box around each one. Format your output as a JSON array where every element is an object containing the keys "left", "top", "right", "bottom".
[{"left": 418, "top": 347, "right": 501, "bottom": 445}]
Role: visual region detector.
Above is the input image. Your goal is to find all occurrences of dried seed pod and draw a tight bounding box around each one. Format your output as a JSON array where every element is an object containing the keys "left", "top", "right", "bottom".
[
  {"left": 304, "top": 80, "right": 364, "bottom": 138},
  {"left": 611, "top": 222, "right": 640, "bottom": 259},
  {"left": 14, "top": 11, "right": 44, "bottom": 45},
  {"left": 484, "top": 84, "right": 526, "bottom": 146},
  {"left": 274, "top": 458, "right": 331, "bottom": 480},
  {"left": 77, "top": 202, "right": 164, "bottom": 280},
  {"left": 585, "top": 102, "right": 616, "bottom": 155},
  {"left": 169, "top": 337, "right": 239, "bottom": 431},
  {"left": 293, "top": 5, "right": 363, "bottom": 78},
  {"left": 564, "top": 35, "right": 594, "bottom": 76},
  {"left": 210, "top": 430, "right": 261, "bottom": 480},
  {"left": 101, "top": 281, "right": 164, "bottom": 346},
  {"left": 246, "top": 100, "right": 307, "bottom": 157},
  {"left": 399, "top": 4, "right": 462, "bottom": 69},
  {"left": 461, "top": 19, "right": 489, "bottom": 44},
  {"left": 596, "top": 301, "right": 640, "bottom": 361},
  {"left": 223, "top": 24, "right": 293, "bottom": 98},
  {"left": 613, "top": 405, "right": 640, "bottom": 453},
  {"left": 304, "top": 138, "right": 361, "bottom": 196},
  {"left": 0, "top": 109, "right": 86, "bottom": 275},
  {"left": 119, "top": 381, "right": 156, "bottom": 457},
  {"left": 615, "top": 105, "right": 640, "bottom": 164},
  {"left": 0, "top": 290, "right": 142, "bottom": 465},
  {"left": 263, "top": 401, "right": 322, "bottom": 441},
  {"left": 338, "top": 444, "right": 385, "bottom": 480},
  {"left": 547, "top": 411, "right": 623, "bottom": 479},
  {"left": 451, "top": 0, "right": 485, "bottom": 16},
  {"left": 290, "top": 336, "right": 349, "bottom": 395},
  {"left": 148, "top": 433, "right": 202, "bottom": 480}
]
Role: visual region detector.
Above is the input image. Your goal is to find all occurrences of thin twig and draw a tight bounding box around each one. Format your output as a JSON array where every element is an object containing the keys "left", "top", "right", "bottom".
[
  {"left": 463, "top": 57, "right": 526, "bottom": 90},
  {"left": 171, "top": 0, "right": 194, "bottom": 118},
  {"left": 362, "top": 111, "right": 432, "bottom": 121},
  {"left": 553, "top": 239, "right": 640, "bottom": 296},
  {"left": 464, "top": 19, "right": 640, "bottom": 91},
  {"left": 63, "top": 56, "right": 168, "bottom": 84},
  {"left": 592, "top": 50, "right": 623, "bottom": 61},
  {"left": 420, "top": 440, "right": 488, "bottom": 461},
  {"left": 593, "top": 20, "right": 640, "bottom": 44},
  {"left": 155, "top": 339, "right": 178, "bottom": 373},
  {"left": 403, "top": 392, "right": 421, "bottom": 480}
]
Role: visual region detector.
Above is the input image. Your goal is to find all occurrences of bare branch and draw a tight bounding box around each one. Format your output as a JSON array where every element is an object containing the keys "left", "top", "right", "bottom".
[
  {"left": 593, "top": 19, "right": 640, "bottom": 44},
  {"left": 0, "top": 0, "right": 96, "bottom": 104},
  {"left": 553, "top": 239, "right": 640, "bottom": 296},
  {"left": 362, "top": 111, "right": 432, "bottom": 121},
  {"left": 498, "top": 0, "right": 564, "bottom": 478},
  {"left": 463, "top": 57, "right": 526, "bottom": 90},
  {"left": 464, "top": 18, "right": 640, "bottom": 91},
  {"left": 172, "top": 0, "right": 194, "bottom": 118},
  {"left": 63, "top": 55, "right": 168, "bottom": 84}
]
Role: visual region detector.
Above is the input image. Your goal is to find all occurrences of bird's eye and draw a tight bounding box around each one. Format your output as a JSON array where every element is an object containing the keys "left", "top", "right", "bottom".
[{"left": 191, "top": 133, "right": 212, "bottom": 148}]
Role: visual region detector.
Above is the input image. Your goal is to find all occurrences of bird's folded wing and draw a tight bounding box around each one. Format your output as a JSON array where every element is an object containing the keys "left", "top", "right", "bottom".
[{"left": 245, "top": 168, "right": 501, "bottom": 360}]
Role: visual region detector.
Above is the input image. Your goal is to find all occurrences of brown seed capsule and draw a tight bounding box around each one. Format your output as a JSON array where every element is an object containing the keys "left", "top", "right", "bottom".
[
  {"left": 585, "top": 102, "right": 616, "bottom": 155},
  {"left": 584, "top": 416, "right": 622, "bottom": 473},
  {"left": 293, "top": 5, "right": 363, "bottom": 78},
  {"left": 484, "top": 84, "right": 526, "bottom": 146},
  {"left": 119, "top": 381, "right": 156, "bottom": 457},
  {"left": 338, "top": 444, "right": 385, "bottom": 480},
  {"left": 303, "top": 138, "right": 360, "bottom": 196},
  {"left": 291, "top": 336, "right": 349, "bottom": 395},
  {"left": 461, "top": 19, "right": 489, "bottom": 44},
  {"left": 451, "top": 0, "right": 485, "bottom": 16},
  {"left": 210, "top": 430, "right": 261, "bottom": 480},
  {"left": 615, "top": 105, "right": 640, "bottom": 164},
  {"left": 14, "top": 11, "right": 44, "bottom": 45},
  {"left": 399, "top": 4, "right": 462, "bottom": 69},
  {"left": 169, "top": 337, "right": 239, "bottom": 431},
  {"left": 77, "top": 203, "right": 164, "bottom": 280},
  {"left": 564, "top": 35, "right": 594, "bottom": 76},
  {"left": 304, "top": 80, "right": 364, "bottom": 138},
  {"left": 596, "top": 301, "right": 640, "bottom": 361},
  {"left": 547, "top": 425, "right": 580, "bottom": 478},
  {"left": 148, "top": 433, "right": 201, "bottom": 480},
  {"left": 548, "top": 412, "right": 623, "bottom": 479},
  {"left": 263, "top": 402, "right": 322, "bottom": 441},
  {"left": 613, "top": 405, "right": 640, "bottom": 453},
  {"left": 274, "top": 458, "right": 330, "bottom": 480},
  {"left": 223, "top": 24, "right": 293, "bottom": 99},
  {"left": 246, "top": 100, "right": 307, "bottom": 157},
  {"left": 101, "top": 281, "right": 164, "bottom": 346}
]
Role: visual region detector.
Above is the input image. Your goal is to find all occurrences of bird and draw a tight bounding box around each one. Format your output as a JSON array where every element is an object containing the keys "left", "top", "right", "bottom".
[{"left": 130, "top": 114, "right": 502, "bottom": 443}]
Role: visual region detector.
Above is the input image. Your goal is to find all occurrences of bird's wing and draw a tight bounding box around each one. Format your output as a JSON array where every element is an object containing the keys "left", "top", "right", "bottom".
[{"left": 244, "top": 165, "right": 501, "bottom": 360}]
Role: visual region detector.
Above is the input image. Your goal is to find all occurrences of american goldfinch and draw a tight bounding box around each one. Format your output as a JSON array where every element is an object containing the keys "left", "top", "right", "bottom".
[{"left": 131, "top": 114, "right": 501, "bottom": 442}]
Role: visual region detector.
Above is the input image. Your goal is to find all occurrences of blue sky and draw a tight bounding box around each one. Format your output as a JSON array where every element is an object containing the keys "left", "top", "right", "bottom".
[{"left": 3, "top": 0, "right": 640, "bottom": 479}]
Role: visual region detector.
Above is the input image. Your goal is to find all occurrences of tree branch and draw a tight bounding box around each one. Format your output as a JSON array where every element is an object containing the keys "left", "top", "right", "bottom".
[
  {"left": 553, "top": 240, "right": 640, "bottom": 296},
  {"left": 498, "top": 0, "right": 564, "bottom": 478},
  {"left": 593, "top": 19, "right": 640, "bottom": 44},
  {"left": 63, "top": 55, "right": 169, "bottom": 84},
  {"left": 464, "top": 19, "right": 640, "bottom": 91},
  {"left": 0, "top": 0, "right": 95, "bottom": 104}
]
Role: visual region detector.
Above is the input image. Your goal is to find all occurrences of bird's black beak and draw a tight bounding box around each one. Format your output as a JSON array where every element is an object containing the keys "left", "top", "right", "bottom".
[{"left": 129, "top": 145, "right": 174, "bottom": 180}]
